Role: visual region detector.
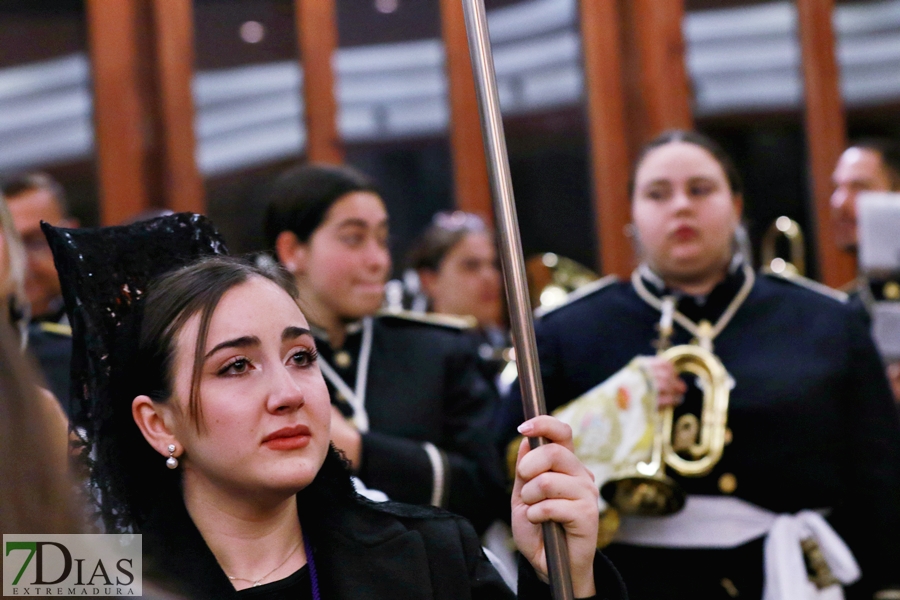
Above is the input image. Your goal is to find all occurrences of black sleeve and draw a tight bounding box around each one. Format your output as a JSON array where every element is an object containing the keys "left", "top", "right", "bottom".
[
  {"left": 515, "top": 552, "right": 628, "bottom": 600},
  {"left": 358, "top": 335, "right": 507, "bottom": 534},
  {"left": 833, "top": 307, "right": 900, "bottom": 598},
  {"left": 493, "top": 318, "right": 565, "bottom": 466}
]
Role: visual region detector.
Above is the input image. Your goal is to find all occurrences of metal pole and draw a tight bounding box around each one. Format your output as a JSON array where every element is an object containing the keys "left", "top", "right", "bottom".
[{"left": 459, "top": 1, "right": 575, "bottom": 598}]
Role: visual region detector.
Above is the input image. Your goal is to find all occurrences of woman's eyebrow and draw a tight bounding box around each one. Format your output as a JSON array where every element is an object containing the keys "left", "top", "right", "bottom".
[
  {"left": 282, "top": 326, "right": 312, "bottom": 341},
  {"left": 642, "top": 179, "right": 671, "bottom": 189},
  {"left": 336, "top": 218, "right": 369, "bottom": 230},
  {"left": 204, "top": 336, "right": 260, "bottom": 359}
]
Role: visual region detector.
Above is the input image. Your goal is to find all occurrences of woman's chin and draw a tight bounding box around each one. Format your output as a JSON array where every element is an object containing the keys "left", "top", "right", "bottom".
[
  {"left": 258, "top": 455, "right": 326, "bottom": 492},
  {"left": 340, "top": 295, "right": 384, "bottom": 319},
  {"left": 659, "top": 256, "right": 721, "bottom": 282}
]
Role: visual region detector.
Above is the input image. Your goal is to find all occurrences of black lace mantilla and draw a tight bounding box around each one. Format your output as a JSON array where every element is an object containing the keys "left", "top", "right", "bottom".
[{"left": 42, "top": 213, "right": 227, "bottom": 528}]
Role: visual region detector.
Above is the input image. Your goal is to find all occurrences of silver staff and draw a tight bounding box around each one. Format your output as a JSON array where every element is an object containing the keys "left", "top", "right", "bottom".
[{"left": 460, "top": 1, "right": 574, "bottom": 598}]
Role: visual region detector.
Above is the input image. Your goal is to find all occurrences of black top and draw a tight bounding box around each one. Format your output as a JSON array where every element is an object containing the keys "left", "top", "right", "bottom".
[
  {"left": 495, "top": 264, "right": 900, "bottom": 598},
  {"left": 141, "top": 448, "right": 626, "bottom": 600},
  {"left": 27, "top": 321, "right": 73, "bottom": 416},
  {"left": 236, "top": 567, "right": 312, "bottom": 600},
  {"left": 315, "top": 314, "right": 506, "bottom": 533}
]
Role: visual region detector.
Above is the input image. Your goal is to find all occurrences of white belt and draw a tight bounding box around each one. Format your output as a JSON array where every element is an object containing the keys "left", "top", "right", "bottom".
[{"left": 614, "top": 495, "right": 861, "bottom": 600}]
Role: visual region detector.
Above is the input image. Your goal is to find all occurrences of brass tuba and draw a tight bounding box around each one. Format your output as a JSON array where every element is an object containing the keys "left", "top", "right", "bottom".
[
  {"left": 599, "top": 304, "right": 732, "bottom": 517},
  {"left": 526, "top": 253, "right": 599, "bottom": 311},
  {"left": 761, "top": 216, "right": 805, "bottom": 277}
]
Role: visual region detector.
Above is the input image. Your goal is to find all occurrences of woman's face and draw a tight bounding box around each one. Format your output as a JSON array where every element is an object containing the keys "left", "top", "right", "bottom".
[
  {"left": 299, "top": 191, "right": 390, "bottom": 322},
  {"left": 631, "top": 141, "right": 742, "bottom": 285},
  {"left": 167, "top": 276, "right": 332, "bottom": 499},
  {"left": 421, "top": 232, "right": 502, "bottom": 327}
]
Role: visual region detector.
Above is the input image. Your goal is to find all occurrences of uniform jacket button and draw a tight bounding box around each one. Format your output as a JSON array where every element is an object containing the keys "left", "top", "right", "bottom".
[{"left": 718, "top": 473, "right": 737, "bottom": 494}]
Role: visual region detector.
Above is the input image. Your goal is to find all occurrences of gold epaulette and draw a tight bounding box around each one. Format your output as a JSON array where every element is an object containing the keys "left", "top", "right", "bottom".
[
  {"left": 534, "top": 274, "right": 619, "bottom": 319},
  {"left": 839, "top": 277, "right": 864, "bottom": 295},
  {"left": 38, "top": 322, "right": 72, "bottom": 337},
  {"left": 764, "top": 271, "right": 848, "bottom": 303},
  {"left": 377, "top": 309, "right": 477, "bottom": 330}
]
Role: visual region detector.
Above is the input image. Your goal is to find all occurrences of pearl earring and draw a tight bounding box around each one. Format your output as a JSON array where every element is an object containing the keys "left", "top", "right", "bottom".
[{"left": 166, "top": 444, "right": 179, "bottom": 469}]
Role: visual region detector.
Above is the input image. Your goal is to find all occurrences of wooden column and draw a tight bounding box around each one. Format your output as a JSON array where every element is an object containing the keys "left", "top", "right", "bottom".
[
  {"left": 579, "top": 0, "right": 633, "bottom": 277},
  {"left": 439, "top": 0, "right": 493, "bottom": 224},
  {"left": 86, "top": 0, "right": 203, "bottom": 225},
  {"left": 151, "top": 0, "right": 204, "bottom": 215},
  {"left": 86, "top": 0, "right": 153, "bottom": 226},
  {"left": 618, "top": 0, "right": 692, "bottom": 152},
  {"left": 295, "top": 0, "right": 343, "bottom": 164},
  {"left": 633, "top": 0, "right": 692, "bottom": 136},
  {"left": 579, "top": 0, "right": 691, "bottom": 275},
  {"left": 796, "top": 0, "right": 856, "bottom": 287}
]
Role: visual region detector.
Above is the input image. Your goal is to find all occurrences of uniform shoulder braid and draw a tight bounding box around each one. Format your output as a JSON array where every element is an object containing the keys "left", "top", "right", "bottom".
[
  {"left": 37, "top": 321, "right": 73, "bottom": 337},
  {"left": 762, "top": 270, "right": 848, "bottom": 303},
  {"left": 376, "top": 308, "right": 478, "bottom": 330},
  {"left": 534, "top": 274, "right": 619, "bottom": 318}
]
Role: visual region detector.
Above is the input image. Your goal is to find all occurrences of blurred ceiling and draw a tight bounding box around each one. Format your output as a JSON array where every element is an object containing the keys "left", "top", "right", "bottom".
[{"left": 2, "top": 0, "right": 900, "bottom": 175}]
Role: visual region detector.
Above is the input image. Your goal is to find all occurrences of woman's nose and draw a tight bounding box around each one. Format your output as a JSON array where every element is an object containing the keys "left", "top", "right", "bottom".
[
  {"left": 267, "top": 365, "right": 305, "bottom": 413},
  {"left": 364, "top": 240, "right": 391, "bottom": 272},
  {"left": 671, "top": 189, "right": 693, "bottom": 211}
]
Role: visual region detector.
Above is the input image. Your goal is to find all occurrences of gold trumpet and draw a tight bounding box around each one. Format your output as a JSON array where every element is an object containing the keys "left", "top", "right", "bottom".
[
  {"left": 599, "top": 312, "right": 731, "bottom": 516},
  {"left": 762, "top": 216, "right": 805, "bottom": 277}
]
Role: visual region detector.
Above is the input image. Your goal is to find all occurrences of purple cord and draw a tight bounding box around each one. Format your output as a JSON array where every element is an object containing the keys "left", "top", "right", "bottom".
[{"left": 303, "top": 530, "right": 321, "bottom": 600}]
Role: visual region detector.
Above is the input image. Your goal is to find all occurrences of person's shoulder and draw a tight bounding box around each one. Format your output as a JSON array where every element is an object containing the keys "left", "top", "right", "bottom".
[
  {"left": 354, "top": 498, "right": 480, "bottom": 546},
  {"left": 759, "top": 271, "right": 850, "bottom": 307},
  {"left": 535, "top": 274, "right": 625, "bottom": 321},
  {"left": 375, "top": 309, "right": 477, "bottom": 332}
]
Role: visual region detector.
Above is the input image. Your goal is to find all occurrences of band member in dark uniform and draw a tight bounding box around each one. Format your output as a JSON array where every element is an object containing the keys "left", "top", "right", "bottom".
[
  {"left": 495, "top": 130, "right": 900, "bottom": 599},
  {"left": 406, "top": 211, "right": 509, "bottom": 385},
  {"left": 264, "top": 164, "right": 506, "bottom": 533}
]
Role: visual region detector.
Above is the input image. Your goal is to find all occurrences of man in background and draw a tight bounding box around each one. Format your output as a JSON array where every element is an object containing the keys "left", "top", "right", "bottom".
[
  {"left": 831, "top": 138, "right": 900, "bottom": 258},
  {"left": 832, "top": 139, "right": 900, "bottom": 401},
  {"left": 2, "top": 173, "right": 78, "bottom": 323},
  {"left": 1, "top": 173, "right": 77, "bottom": 412}
]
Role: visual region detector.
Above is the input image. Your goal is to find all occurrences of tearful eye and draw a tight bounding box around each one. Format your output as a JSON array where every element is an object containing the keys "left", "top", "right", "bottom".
[
  {"left": 219, "top": 358, "right": 251, "bottom": 376},
  {"left": 290, "top": 348, "right": 319, "bottom": 368}
]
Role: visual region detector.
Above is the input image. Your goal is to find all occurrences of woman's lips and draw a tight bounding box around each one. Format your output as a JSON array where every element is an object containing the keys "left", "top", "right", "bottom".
[
  {"left": 262, "top": 425, "right": 312, "bottom": 450},
  {"left": 671, "top": 225, "right": 698, "bottom": 242}
]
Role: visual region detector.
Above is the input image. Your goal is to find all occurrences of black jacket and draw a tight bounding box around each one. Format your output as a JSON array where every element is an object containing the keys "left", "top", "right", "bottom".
[
  {"left": 496, "top": 266, "right": 900, "bottom": 599},
  {"left": 27, "top": 321, "right": 73, "bottom": 416},
  {"left": 142, "top": 450, "right": 627, "bottom": 600},
  {"left": 316, "top": 313, "right": 506, "bottom": 532}
]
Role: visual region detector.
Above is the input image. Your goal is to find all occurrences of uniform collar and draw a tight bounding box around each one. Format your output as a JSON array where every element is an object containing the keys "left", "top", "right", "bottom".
[
  {"left": 637, "top": 254, "right": 752, "bottom": 327},
  {"left": 638, "top": 253, "right": 747, "bottom": 306},
  {"left": 310, "top": 319, "right": 365, "bottom": 345}
]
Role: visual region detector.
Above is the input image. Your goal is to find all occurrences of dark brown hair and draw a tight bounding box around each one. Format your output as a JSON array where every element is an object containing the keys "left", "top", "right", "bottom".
[
  {"left": 1, "top": 172, "right": 70, "bottom": 217},
  {"left": 629, "top": 130, "right": 744, "bottom": 199},
  {"left": 849, "top": 137, "right": 900, "bottom": 189},
  {"left": 0, "top": 323, "right": 82, "bottom": 535},
  {"left": 406, "top": 211, "right": 490, "bottom": 272},
  {"left": 263, "top": 163, "right": 378, "bottom": 251}
]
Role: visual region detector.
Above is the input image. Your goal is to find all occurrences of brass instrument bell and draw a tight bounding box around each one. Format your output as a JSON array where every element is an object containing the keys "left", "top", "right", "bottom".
[
  {"left": 526, "top": 253, "right": 598, "bottom": 311},
  {"left": 762, "top": 216, "right": 805, "bottom": 277},
  {"left": 600, "top": 307, "right": 732, "bottom": 517}
]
